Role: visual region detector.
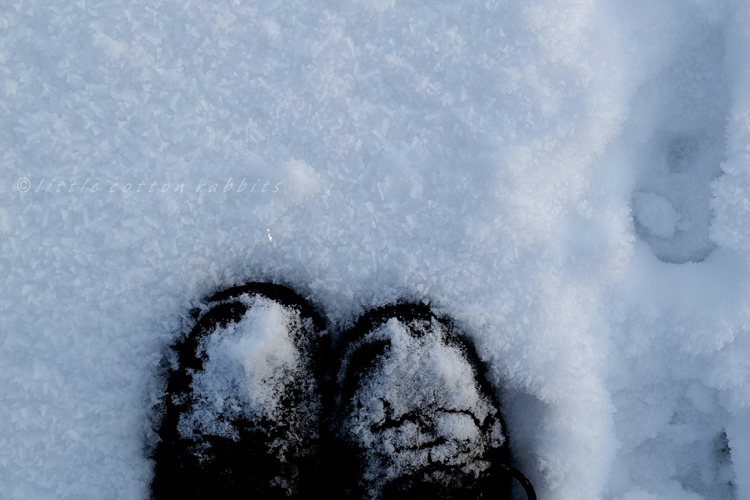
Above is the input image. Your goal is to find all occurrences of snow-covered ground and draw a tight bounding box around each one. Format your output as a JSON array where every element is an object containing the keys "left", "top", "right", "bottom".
[{"left": 2, "top": 0, "right": 750, "bottom": 498}]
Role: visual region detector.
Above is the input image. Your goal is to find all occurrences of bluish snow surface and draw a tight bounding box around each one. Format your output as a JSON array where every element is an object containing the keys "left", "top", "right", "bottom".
[{"left": 2, "top": 0, "right": 750, "bottom": 498}]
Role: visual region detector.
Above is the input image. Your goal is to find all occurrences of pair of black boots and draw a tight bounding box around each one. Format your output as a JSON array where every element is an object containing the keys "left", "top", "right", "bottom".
[{"left": 150, "top": 283, "right": 535, "bottom": 500}]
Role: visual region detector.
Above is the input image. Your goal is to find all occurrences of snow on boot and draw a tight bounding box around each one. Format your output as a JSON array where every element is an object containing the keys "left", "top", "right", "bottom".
[
  {"left": 333, "top": 303, "right": 514, "bottom": 500},
  {"left": 151, "top": 283, "right": 328, "bottom": 500}
]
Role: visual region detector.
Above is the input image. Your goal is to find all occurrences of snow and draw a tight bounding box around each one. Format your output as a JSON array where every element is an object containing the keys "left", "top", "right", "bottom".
[
  {"left": 2, "top": 0, "right": 750, "bottom": 499},
  {"left": 633, "top": 191, "right": 681, "bottom": 239}
]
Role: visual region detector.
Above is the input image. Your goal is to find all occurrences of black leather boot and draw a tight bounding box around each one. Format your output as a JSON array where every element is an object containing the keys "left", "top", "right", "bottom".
[
  {"left": 151, "top": 283, "right": 328, "bottom": 500},
  {"left": 333, "top": 303, "right": 534, "bottom": 500}
]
